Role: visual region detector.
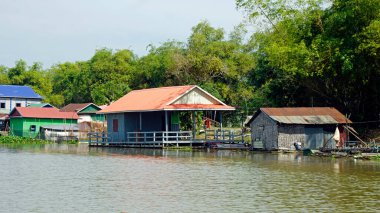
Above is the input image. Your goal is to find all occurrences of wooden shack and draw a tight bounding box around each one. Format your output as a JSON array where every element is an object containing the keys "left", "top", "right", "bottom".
[{"left": 247, "top": 107, "right": 351, "bottom": 151}]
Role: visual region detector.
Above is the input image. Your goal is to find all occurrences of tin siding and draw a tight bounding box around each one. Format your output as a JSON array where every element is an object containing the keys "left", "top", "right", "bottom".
[
  {"left": 277, "top": 125, "right": 306, "bottom": 150},
  {"left": 250, "top": 112, "right": 278, "bottom": 150}
]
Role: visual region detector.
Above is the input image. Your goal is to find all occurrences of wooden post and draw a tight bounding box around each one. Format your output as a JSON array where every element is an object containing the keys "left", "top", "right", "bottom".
[
  {"left": 242, "top": 130, "right": 244, "bottom": 144},
  {"left": 139, "top": 112, "right": 142, "bottom": 131},
  {"left": 192, "top": 111, "right": 196, "bottom": 140},
  {"left": 219, "top": 112, "right": 223, "bottom": 131},
  {"left": 162, "top": 132, "right": 165, "bottom": 148},
  {"left": 165, "top": 111, "right": 168, "bottom": 142}
]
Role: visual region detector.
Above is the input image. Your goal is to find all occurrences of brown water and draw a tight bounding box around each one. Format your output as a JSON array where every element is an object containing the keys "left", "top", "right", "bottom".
[{"left": 0, "top": 144, "right": 379, "bottom": 213}]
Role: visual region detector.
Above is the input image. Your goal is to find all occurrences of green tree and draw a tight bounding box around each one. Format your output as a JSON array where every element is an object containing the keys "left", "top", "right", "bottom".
[
  {"left": 88, "top": 48, "right": 136, "bottom": 104},
  {"left": 237, "top": 0, "right": 380, "bottom": 121}
]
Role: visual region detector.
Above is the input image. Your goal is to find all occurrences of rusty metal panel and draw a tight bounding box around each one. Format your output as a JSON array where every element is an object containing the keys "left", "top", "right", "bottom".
[
  {"left": 271, "top": 115, "right": 338, "bottom": 124},
  {"left": 262, "top": 107, "right": 351, "bottom": 124}
]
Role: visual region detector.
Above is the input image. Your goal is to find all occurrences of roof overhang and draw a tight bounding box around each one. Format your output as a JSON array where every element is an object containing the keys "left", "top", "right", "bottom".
[
  {"left": 98, "top": 107, "right": 235, "bottom": 114},
  {"left": 98, "top": 85, "right": 235, "bottom": 114},
  {"left": 0, "top": 96, "right": 42, "bottom": 99}
]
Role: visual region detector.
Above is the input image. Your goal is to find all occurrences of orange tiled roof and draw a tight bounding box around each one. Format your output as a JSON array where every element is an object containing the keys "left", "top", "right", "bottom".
[
  {"left": 99, "top": 85, "right": 234, "bottom": 113},
  {"left": 10, "top": 107, "right": 79, "bottom": 119}
]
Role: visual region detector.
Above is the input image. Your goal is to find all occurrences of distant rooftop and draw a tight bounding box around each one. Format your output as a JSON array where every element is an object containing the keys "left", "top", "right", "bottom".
[
  {"left": 27, "top": 103, "right": 54, "bottom": 108},
  {"left": 0, "top": 85, "right": 42, "bottom": 99},
  {"left": 60, "top": 103, "right": 101, "bottom": 113},
  {"left": 10, "top": 107, "right": 79, "bottom": 119}
]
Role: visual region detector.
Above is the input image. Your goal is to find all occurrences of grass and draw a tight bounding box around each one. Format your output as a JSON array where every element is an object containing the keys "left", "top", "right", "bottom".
[{"left": 369, "top": 155, "right": 380, "bottom": 160}]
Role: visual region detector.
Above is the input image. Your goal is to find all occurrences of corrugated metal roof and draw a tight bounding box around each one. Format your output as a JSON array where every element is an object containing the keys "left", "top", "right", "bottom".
[
  {"left": 10, "top": 107, "right": 79, "bottom": 119},
  {"left": 0, "top": 85, "right": 42, "bottom": 99},
  {"left": 60, "top": 103, "right": 92, "bottom": 112},
  {"left": 99, "top": 85, "right": 234, "bottom": 114},
  {"left": 27, "top": 103, "right": 54, "bottom": 108},
  {"left": 165, "top": 104, "right": 234, "bottom": 110},
  {"left": 40, "top": 124, "right": 79, "bottom": 131},
  {"left": 260, "top": 107, "right": 351, "bottom": 124}
]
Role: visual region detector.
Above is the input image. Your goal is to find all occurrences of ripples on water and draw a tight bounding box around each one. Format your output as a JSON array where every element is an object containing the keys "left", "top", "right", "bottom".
[{"left": 0, "top": 144, "right": 379, "bottom": 213}]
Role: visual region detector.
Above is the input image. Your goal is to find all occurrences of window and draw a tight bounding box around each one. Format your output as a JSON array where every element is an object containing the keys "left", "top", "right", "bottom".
[
  {"left": 16, "top": 103, "right": 21, "bottom": 107},
  {"left": 0, "top": 103, "right": 5, "bottom": 109},
  {"left": 30, "top": 125, "right": 36, "bottom": 132},
  {"left": 113, "top": 119, "right": 119, "bottom": 132}
]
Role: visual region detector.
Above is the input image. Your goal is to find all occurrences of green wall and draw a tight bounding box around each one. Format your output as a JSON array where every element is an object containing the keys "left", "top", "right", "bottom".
[
  {"left": 79, "top": 104, "right": 104, "bottom": 122},
  {"left": 90, "top": 114, "right": 105, "bottom": 122},
  {"left": 10, "top": 117, "right": 77, "bottom": 138},
  {"left": 80, "top": 105, "right": 100, "bottom": 113}
]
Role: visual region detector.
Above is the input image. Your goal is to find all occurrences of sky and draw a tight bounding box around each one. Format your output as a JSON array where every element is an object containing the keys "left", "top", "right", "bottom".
[{"left": 0, "top": 0, "right": 245, "bottom": 68}]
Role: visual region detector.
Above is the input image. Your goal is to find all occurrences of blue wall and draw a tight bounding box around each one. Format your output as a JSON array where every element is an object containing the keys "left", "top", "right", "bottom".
[
  {"left": 106, "top": 111, "right": 169, "bottom": 142},
  {"left": 106, "top": 113, "right": 125, "bottom": 141}
]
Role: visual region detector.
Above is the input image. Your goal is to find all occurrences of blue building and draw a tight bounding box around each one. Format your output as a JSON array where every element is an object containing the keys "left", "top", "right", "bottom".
[
  {"left": 97, "top": 85, "right": 235, "bottom": 145},
  {"left": 0, "top": 85, "right": 42, "bottom": 114}
]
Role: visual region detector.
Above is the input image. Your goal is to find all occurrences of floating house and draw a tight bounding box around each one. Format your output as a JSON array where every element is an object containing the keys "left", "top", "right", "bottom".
[
  {"left": 9, "top": 107, "right": 78, "bottom": 138},
  {"left": 96, "top": 85, "right": 235, "bottom": 146},
  {"left": 60, "top": 103, "right": 104, "bottom": 123},
  {"left": 0, "top": 85, "right": 42, "bottom": 114},
  {"left": 247, "top": 107, "right": 351, "bottom": 151}
]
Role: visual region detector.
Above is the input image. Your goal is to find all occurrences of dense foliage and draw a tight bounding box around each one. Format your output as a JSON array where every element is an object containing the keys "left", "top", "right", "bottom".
[{"left": 0, "top": 0, "right": 379, "bottom": 123}]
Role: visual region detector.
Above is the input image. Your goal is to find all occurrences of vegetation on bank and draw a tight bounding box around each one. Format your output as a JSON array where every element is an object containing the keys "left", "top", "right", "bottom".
[
  {"left": 0, "top": 135, "right": 79, "bottom": 144},
  {"left": 0, "top": 0, "right": 379, "bottom": 126},
  {"left": 0, "top": 136, "right": 52, "bottom": 144}
]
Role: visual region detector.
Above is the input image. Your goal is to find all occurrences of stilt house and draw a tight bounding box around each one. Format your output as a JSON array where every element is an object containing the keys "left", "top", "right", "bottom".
[{"left": 97, "top": 85, "right": 235, "bottom": 144}]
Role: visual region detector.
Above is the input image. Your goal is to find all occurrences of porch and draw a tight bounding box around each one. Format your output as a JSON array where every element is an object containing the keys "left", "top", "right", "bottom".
[
  {"left": 88, "top": 128, "right": 247, "bottom": 148},
  {"left": 94, "top": 85, "right": 241, "bottom": 148}
]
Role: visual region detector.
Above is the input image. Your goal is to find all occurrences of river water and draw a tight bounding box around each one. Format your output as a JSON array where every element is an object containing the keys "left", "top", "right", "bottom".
[{"left": 0, "top": 144, "right": 379, "bottom": 213}]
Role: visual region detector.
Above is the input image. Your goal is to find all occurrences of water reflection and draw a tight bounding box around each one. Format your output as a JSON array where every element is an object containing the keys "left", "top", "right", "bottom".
[{"left": 0, "top": 144, "right": 379, "bottom": 213}]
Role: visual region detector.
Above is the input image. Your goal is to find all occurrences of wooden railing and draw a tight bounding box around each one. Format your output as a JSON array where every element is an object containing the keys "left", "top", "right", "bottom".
[
  {"left": 88, "top": 130, "right": 248, "bottom": 146},
  {"left": 88, "top": 131, "right": 193, "bottom": 145},
  {"left": 126, "top": 131, "right": 192, "bottom": 143},
  {"left": 204, "top": 129, "right": 246, "bottom": 143}
]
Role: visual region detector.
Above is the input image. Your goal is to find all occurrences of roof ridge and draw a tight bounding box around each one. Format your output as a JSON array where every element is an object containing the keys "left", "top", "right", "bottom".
[{"left": 131, "top": 85, "right": 195, "bottom": 93}]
